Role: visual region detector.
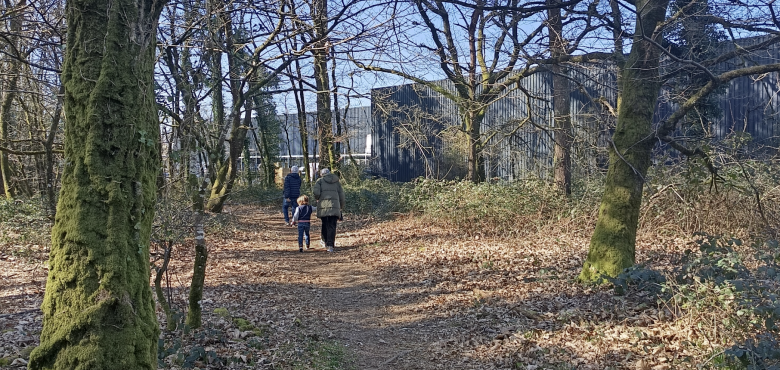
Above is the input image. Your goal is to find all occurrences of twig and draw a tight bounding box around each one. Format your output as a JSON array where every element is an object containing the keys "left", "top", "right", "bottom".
[
  {"left": 699, "top": 350, "right": 726, "bottom": 367},
  {"left": 609, "top": 139, "right": 646, "bottom": 183},
  {"left": 381, "top": 350, "right": 412, "bottom": 366}
]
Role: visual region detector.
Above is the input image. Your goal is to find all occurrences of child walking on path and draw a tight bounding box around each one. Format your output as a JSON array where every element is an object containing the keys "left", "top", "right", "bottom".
[{"left": 291, "top": 195, "right": 314, "bottom": 252}]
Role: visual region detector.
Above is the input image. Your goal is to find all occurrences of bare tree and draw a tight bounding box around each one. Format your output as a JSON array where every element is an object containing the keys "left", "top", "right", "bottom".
[
  {"left": 353, "top": 0, "right": 585, "bottom": 182},
  {"left": 579, "top": 0, "right": 780, "bottom": 281}
]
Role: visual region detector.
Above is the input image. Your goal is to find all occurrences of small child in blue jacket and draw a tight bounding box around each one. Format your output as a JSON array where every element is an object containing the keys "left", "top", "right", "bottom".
[{"left": 291, "top": 195, "right": 314, "bottom": 252}]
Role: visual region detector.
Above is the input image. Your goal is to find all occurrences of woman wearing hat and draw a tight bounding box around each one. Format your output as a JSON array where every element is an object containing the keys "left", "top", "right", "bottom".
[{"left": 282, "top": 166, "right": 302, "bottom": 225}]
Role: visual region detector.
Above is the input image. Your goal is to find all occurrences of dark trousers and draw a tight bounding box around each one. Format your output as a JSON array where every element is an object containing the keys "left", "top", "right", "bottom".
[
  {"left": 320, "top": 216, "right": 338, "bottom": 247},
  {"left": 282, "top": 198, "right": 296, "bottom": 223},
  {"left": 297, "top": 223, "right": 310, "bottom": 246}
]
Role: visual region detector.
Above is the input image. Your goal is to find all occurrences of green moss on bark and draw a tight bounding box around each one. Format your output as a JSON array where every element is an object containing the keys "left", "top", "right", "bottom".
[
  {"left": 28, "top": 0, "right": 165, "bottom": 368},
  {"left": 579, "top": 0, "right": 670, "bottom": 282}
]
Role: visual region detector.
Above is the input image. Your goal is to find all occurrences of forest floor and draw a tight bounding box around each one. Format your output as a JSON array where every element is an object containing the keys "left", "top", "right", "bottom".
[{"left": 1, "top": 203, "right": 717, "bottom": 369}]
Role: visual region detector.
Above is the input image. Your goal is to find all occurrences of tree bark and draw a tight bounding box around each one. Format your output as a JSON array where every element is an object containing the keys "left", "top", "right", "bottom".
[
  {"left": 206, "top": 98, "right": 251, "bottom": 213},
  {"left": 465, "top": 110, "right": 486, "bottom": 183},
  {"left": 154, "top": 241, "right": 175, "bottom": 330},
  {"left": 294, "top": 68, "right": 311, "bottom": 183},
  {"left": 579, "top": 0, "right": 669, "bottom": 282},
  {"left": 206, "top": 10, "right": 248, "bottom": 213},
  {"left": 549, "top": 0, "right": 572, "bottom": 195},
  {"left": 43, "top": 85, "right": 65, "bottom": 219},
  {"left": 185, "top": 171, "right": 208, "bottom": 328},
  {"left": 313, "top": 0, "right": 337, "bottom": 171},
  {"left": 29, "top": 0, "right": 165, "bottom": 367},
  {"left": 0, "top": 0, "right": 25, "bottom": 199}
]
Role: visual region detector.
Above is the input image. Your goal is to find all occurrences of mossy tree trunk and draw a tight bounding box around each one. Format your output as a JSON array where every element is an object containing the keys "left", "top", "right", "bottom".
[
  {"left": 579, "top": 0, "right": 669, "bottom": 282},
  {"left": 28, "top": 0, "right": 165, "bottom": 368},
  {"left": 205, "top": 98, "right": 251, "bottom": 213},
  {"left": 0, "top": 0, "right": 25, "bottom": 199},
  {"left": 205, "top": 10, "right": 250, "bottom": 213}
]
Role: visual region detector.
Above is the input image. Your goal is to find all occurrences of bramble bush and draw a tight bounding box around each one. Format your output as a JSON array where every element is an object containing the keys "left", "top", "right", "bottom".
[
  {"left": 612, "top": 233, "right": 780, "bottom": 369},
  {"left": 395, "top": 177, "right": 580, "bottom": 235}
]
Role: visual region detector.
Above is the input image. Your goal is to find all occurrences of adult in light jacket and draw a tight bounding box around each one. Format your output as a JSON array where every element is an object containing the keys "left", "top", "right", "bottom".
[
  {"left": 313, "top": 168, "right": 345, "bottom": 252},
  {"left": 282, "top": 166, "right": 302, "bottom": 225}
]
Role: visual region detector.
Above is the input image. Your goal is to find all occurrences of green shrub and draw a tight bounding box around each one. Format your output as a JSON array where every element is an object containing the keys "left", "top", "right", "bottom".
[
  {"left": 645, "top": 234, "right": 780, "bottom": 368},
  {"left": 229, "top": 184, "right": 283, "bottom": 207},
  {"left": 342, "top": 178, "right": 406, "bottom": 217},
  {"left": 395, "top": 177, "right": 575, "bottom": 235}
]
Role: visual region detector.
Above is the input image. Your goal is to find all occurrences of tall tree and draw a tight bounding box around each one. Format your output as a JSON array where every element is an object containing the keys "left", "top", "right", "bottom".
[
  {"left": 548, "top": 0, "right": 572, "bottom": 195},
  {"left": 205, "top": 0, "right": 299, "bottom": 212},
  {"left": 0, "top": 0, "right": 27, "bottom": 198},
  {"left": 355, "top": 0, "right": 557, "bottom": 182},
  {"left": 311, "top": 0, "right": 338, "bottom": 171},
  {"left": 579, "top": 0, "right": 780, "bottom": 281},
  {"left": 579, "top": 0, "right": 669, "bottom": 281},
  {"left": 29, "top": 0, "right": 166, "bottom": 367}
]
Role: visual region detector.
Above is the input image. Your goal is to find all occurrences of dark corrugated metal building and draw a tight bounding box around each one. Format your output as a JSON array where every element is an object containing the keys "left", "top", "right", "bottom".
[
  {"left": 371, "top": 40, "right": 780, "bottom": 182},
  {"left": 370, "top": 64, "right": 618, "bottom": 182}
]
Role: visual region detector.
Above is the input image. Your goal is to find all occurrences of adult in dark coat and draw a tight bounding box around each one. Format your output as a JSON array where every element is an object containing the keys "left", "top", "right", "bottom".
[
  {"left": 313, "top": 168, "right": 345, "bottom": 252},
  {"left": 282, "top": 166, "right": 302, "bottom": 225}
]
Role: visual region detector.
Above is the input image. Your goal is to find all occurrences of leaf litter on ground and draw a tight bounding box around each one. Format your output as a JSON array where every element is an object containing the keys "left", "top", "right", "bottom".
[{"left": 0, "top": 203, "right": 756, "bottom": 369}]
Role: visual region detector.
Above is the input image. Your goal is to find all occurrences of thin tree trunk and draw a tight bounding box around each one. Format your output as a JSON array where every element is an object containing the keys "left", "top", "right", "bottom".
[
  {"left": 465, "top": 111, "right": 486, "bottom": 183},
  {"left": 579, "top": 0, "right": 669, "bottom": 281},
  {"left": 154, "top": 241, "right": 175, "bottom": 330},
  {"left": 331, "top": 48, "right": 343, "bottom": 162},
  {"left": 256, "top": 117, "right": 275, "bottom": 186},
  {"left": 293, "top": 58, "right": 310, "bottom": 182},
  {"left": 243, "top": 128, "right": 253, "bottom": 187},
  {"left": 0, "top": 0, "right": 25, "bottom": 199},
  {"left": 29, "top": 0, "right": 165, "bottom": 366},
  {"left": 313, "top": 0, "right": 336, "bottom": 171},
  {"left": 185, "top": 167, "right": 208, "bottom": 328},
  {"left": 43, "top": 85, "right": 64, "bottom": 218},
  {"left": 163, "top": 14, "right": 212, "bottom": 328},
  {"left": 549, "top": 0, "right": 572, "bottom": 195}
]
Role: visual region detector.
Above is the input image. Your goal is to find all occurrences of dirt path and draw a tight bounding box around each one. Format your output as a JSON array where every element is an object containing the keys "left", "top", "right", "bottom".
[{"left": 224, "top": 206, "right": 438, "bottom": 369}]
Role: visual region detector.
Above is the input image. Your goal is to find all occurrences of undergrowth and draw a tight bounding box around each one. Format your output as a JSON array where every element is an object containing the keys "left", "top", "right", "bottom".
[
  {"left": 0, "top": 197, "right": 51, "bottom": 258},
  {"left": 612, "top": 233, "right": 780, "bottom": 369}
]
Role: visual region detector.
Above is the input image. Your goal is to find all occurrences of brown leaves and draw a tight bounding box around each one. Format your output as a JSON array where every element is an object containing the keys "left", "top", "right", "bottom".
[{"left": 0, "top": 204, "right": 750, "bottom": 369}]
